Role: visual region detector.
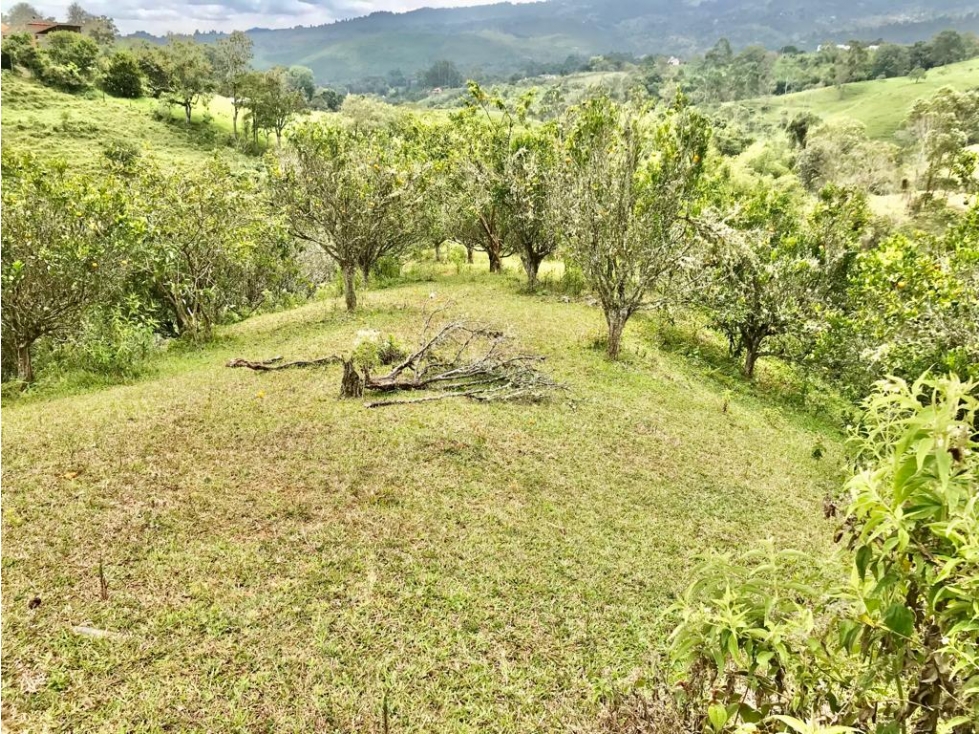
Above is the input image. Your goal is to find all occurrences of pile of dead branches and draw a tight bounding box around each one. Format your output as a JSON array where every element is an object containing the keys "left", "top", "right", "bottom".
[{"left": 227, "top": 317, "right": 564, "bottom": 408}]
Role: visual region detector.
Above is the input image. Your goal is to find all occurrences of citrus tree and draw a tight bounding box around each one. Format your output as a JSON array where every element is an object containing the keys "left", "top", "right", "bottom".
[
  {"left": 136, "top": 158, "right": 292, "bottom": 339},
  {"left": 270, "top": 122, "right": 425, "bottom": 311},
  {"left": 555, "top": 93, "right": 711, "bottom": 359},
  {"left": 1, "top": 151, "right": 134, "bottom": 383}
]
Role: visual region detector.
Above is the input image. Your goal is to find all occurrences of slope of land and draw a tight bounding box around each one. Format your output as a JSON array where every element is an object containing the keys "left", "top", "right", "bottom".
[
  {"left": 0, "top": 274, "right": 842, "bottom": 732},
  {"left": 0, "top": 73, "right": 252, "bottom": 169},
  {"left": 130, "top": 0, "right": 979, "bottom": 85},
  {"left": 741, "top": 57, "right": 979, "bottom": 140}
]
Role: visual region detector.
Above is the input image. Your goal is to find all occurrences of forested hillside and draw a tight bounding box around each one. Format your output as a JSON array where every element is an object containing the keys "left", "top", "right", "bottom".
[{"left": 135, "top": 0, "right": 979, "bottom": 84}]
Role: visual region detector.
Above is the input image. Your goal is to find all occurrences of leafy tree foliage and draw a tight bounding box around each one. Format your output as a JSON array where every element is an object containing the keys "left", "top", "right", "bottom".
[
  {"left": 212, "top": 30, "right": 253, "bottom": 139},
  {"left": 555, "top": 93, "right": 710, "bottom": 359},
  {"left": 270, "top": 122, "right": 424, "bottom": 311},
  {"left": 40, "top": 30, "right": 99, "bottom": 91},
  {"left": 823, "top": 204, "right": 979, "bottom": 392},
  {"left": 152, "top": 38, "right": 214, "bottom": 124},
  {"left": 99, "top": 50, "right": 143, "bottom": 98},
  {"left": 309, "top": 87, "right": 345, "bottom": 112},
  {"left": 870, "top": 43, "right": 911, "bottom": 78},
  {"left": 706, "top": 184, "right": 868, "bottom": 378},
  {"left": 0, "top": 151, "right": 133, "bottom": 383},
  {"left": 243, "top": 67, "right": 306, "bottom": 146},
  {"left": 670, "top": 373, "right": 979, "bottom": 733},
  {"left": 907, "top": 87, "right": 979, "bottom": 193},
  {"left": 501, "top": 124, "right": 563, "bottom": 288},
  {"left": 135, "top": 158, "right": 294, "bottom": 340},
  {"left": 285, "top": 65, "right": 315, "bottom": 101},
  {"left": 421, "top": 59, "right": 463, "bottom": 88},
  {"left": 65, "top": 3, "right": 118, "bottom": 45},
  {"left": 1, "top": 31, "right": 44, "bottom": 75},
  {"left": 447, "top": 83, "right": 531, "bottom": 273},
  {"left": 1, "top": 2, "right": 49, "bottom": 27}
]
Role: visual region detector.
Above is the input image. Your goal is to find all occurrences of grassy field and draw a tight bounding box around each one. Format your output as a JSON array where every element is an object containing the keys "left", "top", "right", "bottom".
[
  {"left": 742, "top": 58, "right": 979, "bottom": 139},
  {"left": 0, "top": 273, "right": 843, "bottom": 732},
  {"left": 0, "top": 73, "right": 257, "bottom": 168}
]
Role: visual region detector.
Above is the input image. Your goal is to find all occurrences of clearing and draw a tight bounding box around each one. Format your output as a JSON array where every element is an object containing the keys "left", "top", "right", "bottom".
[{"left": 1, "top": 274, "right": 841, "bottom": 732}]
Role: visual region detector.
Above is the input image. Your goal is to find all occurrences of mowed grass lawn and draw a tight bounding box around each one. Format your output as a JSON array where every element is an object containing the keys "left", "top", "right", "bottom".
[{"left": 1, "top": 276, "right": 842, "bottom": 732}]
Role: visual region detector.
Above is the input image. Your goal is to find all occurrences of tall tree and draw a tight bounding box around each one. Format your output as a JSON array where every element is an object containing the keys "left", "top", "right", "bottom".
[
  {"left": 448, "top": 82, "right": 531, "bottom": 274},
  {"left": 555, "top": 94, "right": 711, "bottom": 359},
  {"left": 213, "top": 30, "right": 253, "bottom": 139},
  {"left": 243, "top": 67, "right": 306, "bottom": 146},
  {"left": 160, "top": 38, "right": 213, "bottom": 124},
  {"left": 285, "top": 65, "right": 315, "bottom": 101},
  {"left": 422, "top": 59, "right": 463, "bottom": 88},
  {"left": 136, "top": 158, "right": 288, "bottom": 340},
  {"left": 502, "top": 125, "right": 562, "bottom": 288},
  {"left": 1, "top": 2, "right": 49, "bottom": 27}
]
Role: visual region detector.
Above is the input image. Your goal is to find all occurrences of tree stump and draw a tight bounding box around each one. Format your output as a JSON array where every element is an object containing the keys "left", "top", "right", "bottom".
[{"left": 340, "top": 359, "right": 364, "bottom": 398}]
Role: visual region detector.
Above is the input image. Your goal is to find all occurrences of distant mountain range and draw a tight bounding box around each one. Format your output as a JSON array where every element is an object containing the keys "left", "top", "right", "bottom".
[{"left": 129, "top": 1, "right": 979, "bottom": 85}]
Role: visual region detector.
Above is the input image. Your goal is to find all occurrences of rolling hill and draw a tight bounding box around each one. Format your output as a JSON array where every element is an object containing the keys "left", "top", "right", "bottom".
[
  {"left": 131, "top": 0, "right": 979, "bottom": 85},
  {"left": 743, "top": 57, "right": 979, "bottom": 139}
]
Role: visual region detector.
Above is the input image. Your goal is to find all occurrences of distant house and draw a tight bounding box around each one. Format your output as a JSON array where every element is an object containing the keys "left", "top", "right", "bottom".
[
  {"left": 0, "top": 19, "right": 82, "bottom": 41},
  {"left": 25, "top": 21, "right": 83, "bottom": 39},
  {"left": 667, "top": 56, "right": 682, "bottom": 66}
]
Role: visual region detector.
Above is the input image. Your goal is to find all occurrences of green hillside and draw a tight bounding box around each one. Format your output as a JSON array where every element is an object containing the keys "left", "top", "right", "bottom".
[
  {"left": 142, "top": 0, "right": 979, "bottom": 85},
  {"left": 0, "top": 274, "right": 841, "bottom": 732},
  {"left": 743, "top": 58, "right": 979, "bottom": 139},
  {"left": 0, "top": 74, "right": 252, "bottom": 168}
]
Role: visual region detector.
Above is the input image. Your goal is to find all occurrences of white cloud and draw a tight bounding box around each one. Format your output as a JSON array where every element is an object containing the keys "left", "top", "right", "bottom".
[{"left": 32, "top": 0, "right": 538, "bottom": 34}]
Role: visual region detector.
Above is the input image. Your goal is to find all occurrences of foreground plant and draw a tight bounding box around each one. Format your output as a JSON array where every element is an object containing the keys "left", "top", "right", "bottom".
[{"left": 669, "top": 373, "right": 979, "bottom": 733}]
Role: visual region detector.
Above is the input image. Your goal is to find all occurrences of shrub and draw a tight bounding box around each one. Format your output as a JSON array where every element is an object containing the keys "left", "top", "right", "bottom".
[
  {"left": 100, "top": 51, "right": 143, "bottom": 98},
  {"left": 669, "top": 373, "right": 979, "bottom": 733},
  {"left": 55, "top": 306, "right": 158, "bottom": 378},
  {"left": 43, "top": 62, "right": 89, "bottom": 92}
]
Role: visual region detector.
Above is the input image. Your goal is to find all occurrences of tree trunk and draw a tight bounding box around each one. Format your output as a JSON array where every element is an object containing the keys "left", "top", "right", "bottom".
[
  {"left": 339, "top": 359, "right": 364, "bottom": 398},
  {"left": 16, "top": 341, "right": 34, "bottom": 384},
  {"left": 743, "top": 342, "right": 761, "bottom": 379},
  {"left": 605, "top": 309, "right": 628, "bottom": 360},
  {"left": 232, "top": 105, "right": 239, "bottom": 139},
  {"left": 488, "top": 248, "right": 503, "bottom": 273},
  {"left": 184, "top": 102, "right": 192, "bottom": 124},
  {"left": 522, "top": 255, "right": 541, "bottom": 289},
  {"left": 434, "top": 241, "right": 443, "bottom": 263},
  {"left": 466, "top": 245, "right": 474, "bottom": 264},
  {"left": 342, "top": 263, "right": 357, "bottom": 312},
  {"left": 360, "top": 262, "right": 371, "bottom": 286}
]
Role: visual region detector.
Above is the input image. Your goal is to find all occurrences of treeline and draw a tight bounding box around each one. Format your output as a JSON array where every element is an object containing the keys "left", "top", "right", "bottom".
[
  {"left": 640, "top": 30, "right": 979, "bottom": 103},
  {"left": 2, "top": 82, "right": 976, "bottom": 395}
]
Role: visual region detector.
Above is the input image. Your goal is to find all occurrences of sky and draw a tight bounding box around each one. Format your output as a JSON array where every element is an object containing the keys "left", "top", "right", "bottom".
[{"left": 28, "top": 0, "right": 537, "bottom": 34}]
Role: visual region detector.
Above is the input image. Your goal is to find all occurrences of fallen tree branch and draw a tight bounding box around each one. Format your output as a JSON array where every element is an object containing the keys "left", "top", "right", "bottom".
[
  {"left": 227, "top": 317, "right": 564, "bottom": 406},
  {"left": 226, "top": 355, "right": 342, "bottom": 371}
]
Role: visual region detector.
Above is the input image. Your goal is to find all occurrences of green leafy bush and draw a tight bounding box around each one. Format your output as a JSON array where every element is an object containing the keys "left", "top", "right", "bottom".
[
  {"left": 670, "top": 373, "right": 979, "bottom": 733},
  {"left": 53, "top": 305, "right": 158, "bottom": 377}
]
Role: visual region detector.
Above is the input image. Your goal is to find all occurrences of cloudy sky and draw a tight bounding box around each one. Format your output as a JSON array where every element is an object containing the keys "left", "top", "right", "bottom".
[{"left": 32, "top": 0, "right": 535, "bottom": 34}]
